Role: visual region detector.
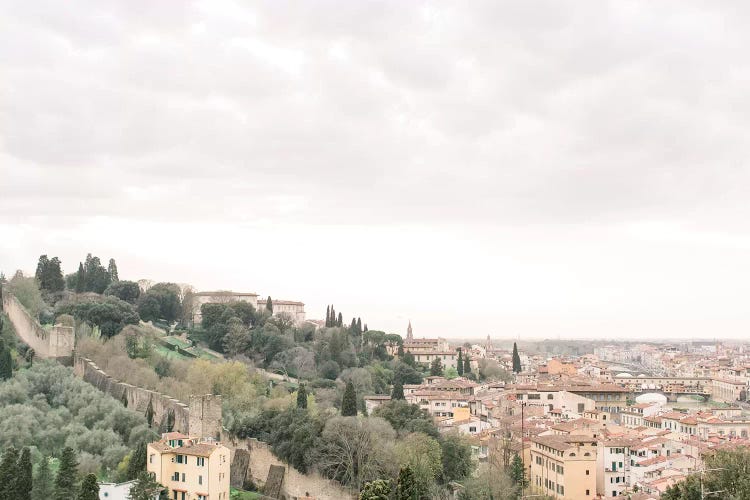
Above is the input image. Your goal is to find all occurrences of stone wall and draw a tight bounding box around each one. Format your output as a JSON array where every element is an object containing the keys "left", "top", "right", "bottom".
[
  {"left": 220, "top": 431, "right": 354, "bottom": 500},
  {"left": 189, "top": 394, "right": 223, "bottom": 440},
  {"left": 73, "top": 354, "right": 191, "bottom": 434},
  {"left": 1, "top": 291, "right": 74, "bottom": 361}
]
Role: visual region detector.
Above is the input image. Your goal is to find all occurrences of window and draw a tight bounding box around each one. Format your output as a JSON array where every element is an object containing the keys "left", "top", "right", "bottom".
[
  {"left": 172, "top": 472, "right": 179, "bottom": 481},
  {"left": 547, "top": 394, "right": 554, "bottom": 400},
  {"left": 176, "top": 455, "right": 185, "bottom": 464},
  {"left": 586, "top": 490, "right": 590, "bottom": 496},
  {"left": 469, "top": 426, "right": 477, "bottom": 433},
  {"left": 181, "top": 473, "right": 185, "bottom": 482},
  {"left": 585, "top": 470, "right": 590, "bottom": 475},
  {"left": 199, "top": 475, "right": 203, "bottom": 485},
  {"left": 197, "top": 457, "right": 205, "bottom": 466},
  {"left": 149, "top": 454, "right": 154, "bottom": 464},
  {"left": 578, "top": 403, "right": 585, "bottom": 413},
  {"left": 528, "top": 394, "right": 541, "bottom": 400}
]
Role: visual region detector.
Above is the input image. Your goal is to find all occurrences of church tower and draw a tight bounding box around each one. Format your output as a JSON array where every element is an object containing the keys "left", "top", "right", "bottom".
[
  {"left": 407, "top": 320, "right": 413, "bottom": 341},
  {"left": 485, "top": 334, "right": 492, "bottom": 351}
]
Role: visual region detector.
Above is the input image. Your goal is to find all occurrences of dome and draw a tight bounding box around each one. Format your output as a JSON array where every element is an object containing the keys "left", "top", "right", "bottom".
[{"left": 616, "top": 372, "right": 633, "bottom": 378}]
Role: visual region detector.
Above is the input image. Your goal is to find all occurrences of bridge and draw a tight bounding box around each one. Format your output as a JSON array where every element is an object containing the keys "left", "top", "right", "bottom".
[{"left": 632, "top": 389, "right": 711, "bottom": 403}]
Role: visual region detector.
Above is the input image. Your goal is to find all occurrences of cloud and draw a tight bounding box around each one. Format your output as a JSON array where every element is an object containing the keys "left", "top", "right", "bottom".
[{"left": 3, "top": 0, "right": 750, "bottom": 337}]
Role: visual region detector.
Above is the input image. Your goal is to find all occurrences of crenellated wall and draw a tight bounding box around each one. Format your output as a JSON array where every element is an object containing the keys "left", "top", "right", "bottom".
[
  {"left": 73, "top": 354, "right": 191, "bottom": 434},
  {"left": 1, "top": 291, "right": 74, "bottom": 361}
]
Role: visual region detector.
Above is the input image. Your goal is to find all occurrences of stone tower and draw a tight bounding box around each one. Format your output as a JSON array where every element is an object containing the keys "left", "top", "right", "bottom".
[
  {"left": 407, "top": 321, "right": 413, "bottom": 341},
  {"left": 485, "top": 334, "right": 492, "bottom": 351},
  {"left": 189, "top": 394, "right": 223, "bottom": 440}
]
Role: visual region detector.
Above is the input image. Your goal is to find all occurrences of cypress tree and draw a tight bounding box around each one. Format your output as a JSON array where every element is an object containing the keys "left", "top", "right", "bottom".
[
  {"left": 145, "top": 398, "right": 154, "bottom": 427},
  {"left": 363, "top": 324, "right": 368, "bottom": 332},
  {"left": 337, "top": 312, "right": 343, "bottom": 327},
  {"left": 391, "top": 377, "right": 404, "bottom": 400},
  {"left": 464, "top": 355, "right": 472, "bottom": 375},
  {"left": 32, "top": 457, "right": 53, "bottom": 500},
  {"left": 330, "top": 306, "right": 336, "bottom": 327},
  {"left": 266, "top": 296, "right": 273, "bottom": 314},
  {"left": 512, "top": 342, "right": 522, "bottom": 373},
  {"left": 457, "top": 349, "right": 464, "bottom": 376},
  {"left": 126, "top": 442, "right": 147, "bottom": 480},
  {"left": 395, "top": 466, "right": 417, "bottom": 500},
  {"left": 54, "top": 447, "right": 78, "bottom": 500},
  {"left": 341, "top": 381, "right": 357, "bottom": 416},
  {"left": 510, "top": 454, "right": 526, "bottom": 487},
  {"left": 15, "top": 447, "right": 32, "bottom": 500},
  {"left": 76, "top": 474, "right": 99, "bottom": 500},
  {"left": 356, "top": 318, "right": 362, "bottom": 334},
  {"left": 35, "top": 255, "right": 50, "bottom": 288},
  {"left": 0, "top": 341, "right": 12, "bottom": 380},
  {"left": 75, "top": 263, "right": 85, "bottom": 293},
  {"left": 430, "top": 357, "right": 443, "bottom": 377},
  {"left": 297, "top": 384, "right": 308, "bottom": 409},
  {"left": 350, "top": 318, "right": 357, "bottom": 331},
  {"left": 397, "top": 344, "right": 404, "bottom": 357},
  {"left": 107, "top": 259, "right": 119, "bottom": 282},
  {"left": 0, "top": 446, "right": 20, "bottom": 499},
  {"left": 325, "top": 306, "right": 330, "bottom": 327}
]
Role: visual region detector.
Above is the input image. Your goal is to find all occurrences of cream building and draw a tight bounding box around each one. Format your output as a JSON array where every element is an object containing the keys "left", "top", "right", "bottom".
[
  {"left": 529, "top": 435, "right": 598, "bottom": 500},
  {"left": 147, "top": 432, "right": 231, "bottom": 500},
  {"left": 191, "top": 291, "right": 306, "bottom": 325}
]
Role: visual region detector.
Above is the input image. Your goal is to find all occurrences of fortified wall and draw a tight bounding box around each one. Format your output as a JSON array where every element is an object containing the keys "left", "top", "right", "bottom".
[
  {"left": 73, "top": 354, "right": 225, "bottom": 437},
  {"left": 1, "top": 291, "right": 74, "bottom": 361},
  {"left": 221, "top": 431, "right": 354, "bottom": 500}
]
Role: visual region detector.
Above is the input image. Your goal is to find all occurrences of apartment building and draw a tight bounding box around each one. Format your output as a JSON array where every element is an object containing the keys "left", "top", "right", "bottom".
[
  {"left": 529, "top": 435, "right": 598, "bottom": 500},
  {"left": 597, "top": 439, "right": 636, "bottom": 498},
  {"left": 147, "top": 433, "right": 231, "bottom": 500}
]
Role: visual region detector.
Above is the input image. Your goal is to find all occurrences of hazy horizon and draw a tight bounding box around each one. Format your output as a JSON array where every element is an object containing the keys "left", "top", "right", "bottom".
[{"left": 4, "top": 1, "right": 750, "bottom": 339}]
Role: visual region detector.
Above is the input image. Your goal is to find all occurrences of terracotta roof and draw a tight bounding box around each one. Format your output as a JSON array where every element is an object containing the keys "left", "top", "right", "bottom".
[{"left": 172, "top": 443, "right": 221, "bottom": 457}]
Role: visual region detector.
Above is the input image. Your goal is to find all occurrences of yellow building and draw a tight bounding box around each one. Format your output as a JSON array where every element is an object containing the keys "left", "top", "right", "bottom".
[
  {"left": 147, "top": 432, "right": 231, "bottom": 500},
  {"left": 529, "top": 435, "right": 597, "bottom": 500}
]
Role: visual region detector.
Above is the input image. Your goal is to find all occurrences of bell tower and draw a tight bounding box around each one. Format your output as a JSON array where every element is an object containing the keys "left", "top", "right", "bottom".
[{"left": 406, "top": 320, "right": 413, "bottom": 341}]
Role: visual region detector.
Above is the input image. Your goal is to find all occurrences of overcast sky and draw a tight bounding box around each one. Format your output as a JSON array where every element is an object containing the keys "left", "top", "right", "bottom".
[{"left": 3, "top": 1, "right": 750, "bottom": 340}]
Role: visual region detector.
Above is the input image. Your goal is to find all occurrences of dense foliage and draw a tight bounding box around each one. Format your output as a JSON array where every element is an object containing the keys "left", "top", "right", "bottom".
[
  {"left": 662, "top": 449, "right": 750, "bottom": 499},
  {"left": 56, "top": 295, "right": 140, "bottom": 338},
  {"left": 0, "top": 362, "right": 155, "bottom": 472}
]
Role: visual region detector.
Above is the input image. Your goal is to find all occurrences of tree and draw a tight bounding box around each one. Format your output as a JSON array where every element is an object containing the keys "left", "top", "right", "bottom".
[
  {"left": 342, "top": 381, "right": 358, "bottom": 416},
  {"left": 464, "top": 355, "right": 472, "bottom": 375},
  {"left": 222, "top": 318, "right": 250, "bottom": 357},
  {"left": 374, "top": 400, "right": 438, "bottom": 438},
  {"left": 35, "top": 255, "right": 50, "bottom": 285},
  {"left": 138, "top": 283, "right": 181, "bottom": 324},
  {"left": 395, "top": 433, "right": 442, "bottom": 497},
  {"left": 662, "top": 448, "right": 750, "bottom": 500},
  {"left": 0, "top": 341, "right": 12, "bottom": 380},
  {"left": 83, "top": 254, "right": 111, "bottom": 294},
  {"left": 75, "top": 263, "right": 85, "bottom": 293},
  {"left": 54, "top": 447, "right": 79, "bottom": 500},
  {"left": 357, "top": 317, "right": 363, "bottom": 334},
  {"left": 107, "top": 259, "right": 119, "bottom": 282},
  {"left": 441, "top": 434, "right": 474, "bottom": 483},
  {"left": 391, "top": 377, "right": 405, "bottom": 400},
  {"left": 0, "top": 446, "right": 19, "bottom": 499},
  {"left": 317, "top": 416, "right": 397, "bottom": 491},
  {"left": 326, "top": 305, "right": 331, "bottom": 327},
  {"left": 104, "top": 281, "right": 141, "bottom": 303},
  {"left": 126, "top": 442, "right": 147, "bottom": 480},
  {"left": 145, "top": 398, "right": 154, "bottom": 427},
  {"left": 56, "top": 296, "right": 140, "bottom": 338},
  {"left": 429, "top": 357, "right": 443, "bottom": 377},
  {"left": 337, "top": 312, "right": 343, "bottom": 327},
  {"left": 512, "top": 342, "right": 521, "bottom": 373},
  {"left": 77, "top": 474, "right": 99, "bottom": 500},
  {"left": 8, "top": 273, "right": 45, "bottom": 319},
  {"left": 32, "top": 457, "right": 53, "bottom": 500},
  {"left": 360, "top": 479, "right": 392, "bottom": 500},
  {"left": 457, "top": 349, "right": 464, "bottom": 376},
  {"left": 266, "top": 296, "right": 273, "bottom": 314},
  {"left": 509, "top": 454, "right": 526, "bottom": 488},
  {"left": 128, "top": 471, "right": 165, "bottom": 500},
  {"left": 14, "top": 447, "right": 32, "bottom": 500},
  {"left": 297, "top": 384, "right": 308, "bottom": 409},
  {"left": 395, "top": 466, "right": 417, "bottom": 500}
]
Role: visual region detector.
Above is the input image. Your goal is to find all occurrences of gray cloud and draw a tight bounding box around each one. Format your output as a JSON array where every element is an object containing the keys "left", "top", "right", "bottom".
[{"left": 4, "top": 0, "right": 750, "bottom": 337}]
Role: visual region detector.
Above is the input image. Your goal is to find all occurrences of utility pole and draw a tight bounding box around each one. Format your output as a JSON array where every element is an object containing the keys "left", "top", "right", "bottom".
[{"left": 700, "top": 467, "right": 726, "bottom": 499}]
